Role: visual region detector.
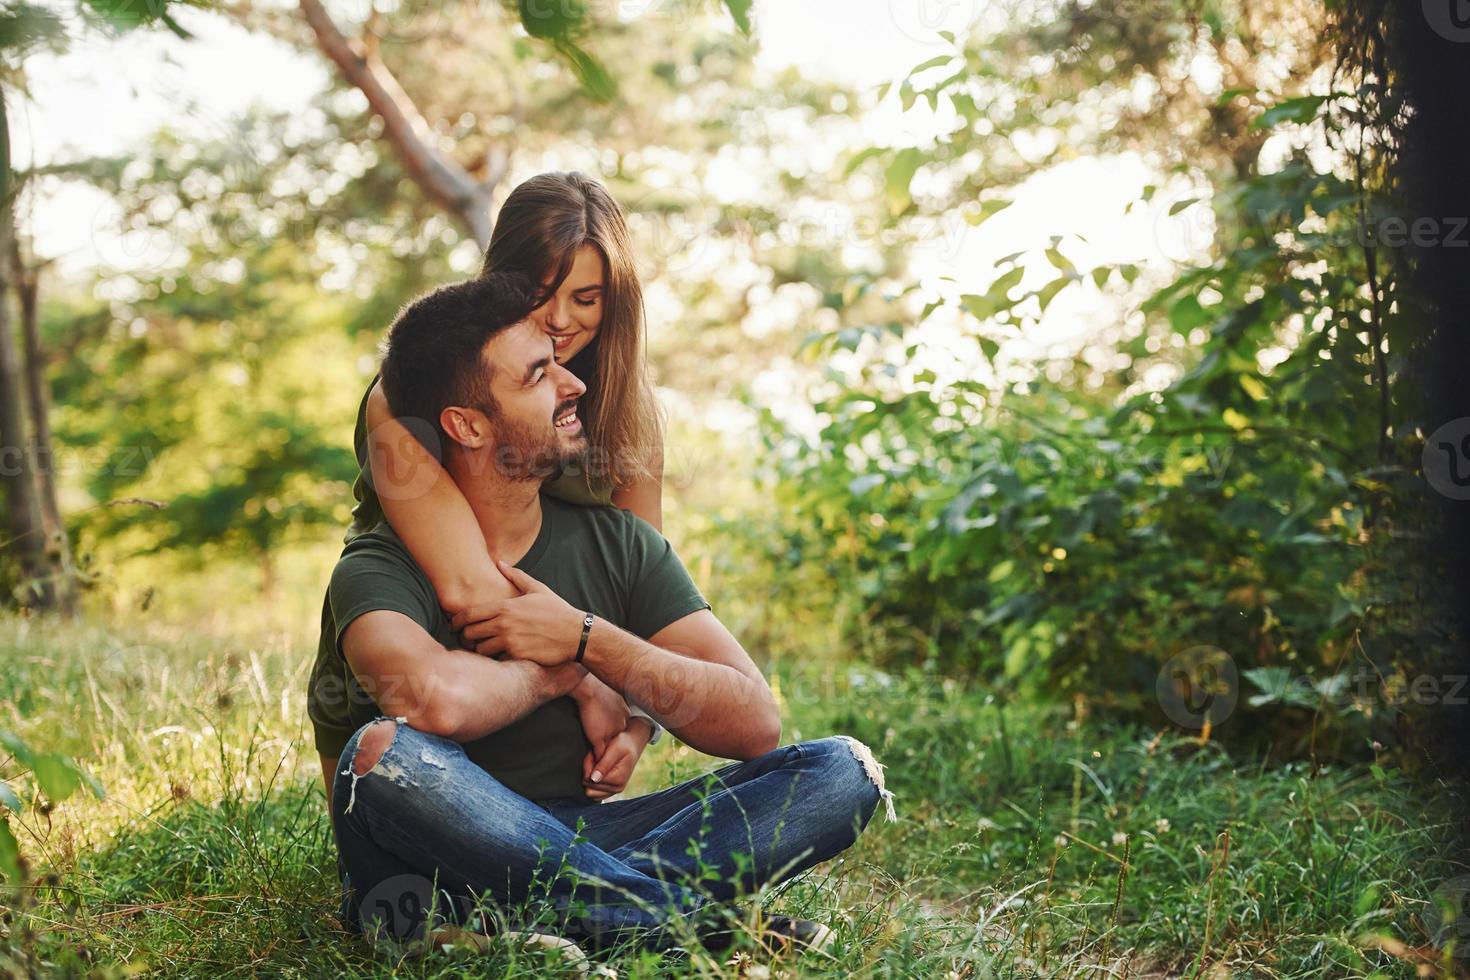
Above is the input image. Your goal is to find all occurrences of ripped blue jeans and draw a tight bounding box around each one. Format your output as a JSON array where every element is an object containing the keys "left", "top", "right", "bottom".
[{"left": 330, "top": 719, "right": 891, "bottom": 950}]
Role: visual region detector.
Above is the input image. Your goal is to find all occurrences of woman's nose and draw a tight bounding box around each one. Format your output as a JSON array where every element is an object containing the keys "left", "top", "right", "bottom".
[{"left": 540, "top": 298, "right": 568, "bottom": 331}]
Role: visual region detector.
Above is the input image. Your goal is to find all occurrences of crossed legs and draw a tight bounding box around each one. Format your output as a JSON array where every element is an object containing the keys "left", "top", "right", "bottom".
[{"left": 330, "top": 718, "right": 886, "bottom": 950}]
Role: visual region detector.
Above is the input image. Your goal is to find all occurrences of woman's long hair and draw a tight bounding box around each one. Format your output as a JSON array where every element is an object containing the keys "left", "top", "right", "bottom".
[{"left": 480, "top": 171, "right": 662, "bottom": 490}]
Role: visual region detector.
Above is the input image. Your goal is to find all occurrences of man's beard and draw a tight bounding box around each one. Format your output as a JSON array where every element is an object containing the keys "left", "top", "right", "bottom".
[{"left": 487, "top": 401, "right": 586, "bottom": 483}]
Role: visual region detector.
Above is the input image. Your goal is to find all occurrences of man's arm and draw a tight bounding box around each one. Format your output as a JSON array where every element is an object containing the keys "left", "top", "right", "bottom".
[
  {"left": 456, "top": 563, "right": 781, "bottom": 760},
  {"left": 342, "top": 609, "right": 585, "bottom": 742},
  {"left": 581, "top": 608, "right": 781, "bottom": 761}
]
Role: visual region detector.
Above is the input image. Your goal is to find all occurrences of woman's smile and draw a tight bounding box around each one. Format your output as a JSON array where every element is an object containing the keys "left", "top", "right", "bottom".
[{"left": 535, "top": 244, "right": 607, "bottom": 363}]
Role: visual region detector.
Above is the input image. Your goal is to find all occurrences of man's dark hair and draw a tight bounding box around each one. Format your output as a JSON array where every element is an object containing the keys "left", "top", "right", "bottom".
[{"left": 379, "top": 271, "right": 542, "bottom": 454}]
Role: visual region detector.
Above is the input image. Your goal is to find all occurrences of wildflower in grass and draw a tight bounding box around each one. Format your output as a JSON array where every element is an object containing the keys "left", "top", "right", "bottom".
[
  {"left": 1112, "top": 831, "right": 1128, "bottom": 847},
  {"left": 1155, "top": 818, "right": 1171, "bottom": 834},
  {"left": 1053, "top": 834, "right": 1069, "bottom": 848},
  {"left": 977, "top": 817, "right": 996, "bottom": 834}
]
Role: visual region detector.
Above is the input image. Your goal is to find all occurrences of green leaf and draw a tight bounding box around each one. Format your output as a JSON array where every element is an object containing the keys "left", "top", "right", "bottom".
[
  {"left": 520, "top": 0, "right": 587, "bottom": 38},
  {"left": 0, "top": 820, "right": 18, "bottom": 883},
  {"left": 1044, "top": 247, "right": 1075, "bottom": 276},
  {"left": 1251, "top": 95, "right": 1329, "bottom": 131},
  {"left": 1244, "top": 666, "right": 1317, "bottom": 709},
  {"left": 960, "top": 293, "right": 992, "bottom": 320},
  {"left": 552, "top": 38, "right": 617, "bottom": 102},
  {"left": 900, "top": 79, "right": 917, "bottom": 112},
  {"left": 722, "top": 0, "right": 752, "bottom": 35},
  {"left": 1168, "top": 197, "right": 1199, "bottom": 216},
  {"left": 1238, "top": 374, "right": 1267, "bottom": 401},
  {"left": 80, "top": 0, "right": 183, "bottom": 33},
  {"left": 0, "top": 730, "right": 31, "bottom": 765},
  {"left": 1167, "top": 295, "right": 1210, "bottom": 333},
  {"left": 884, "top": 147, "right": 923, "bottom": 216},
  {"left": 1215, "top": 87, "right": 1256, "bottom": 105},
  {"left": 989, "top": 265, "right": 1025, "bottom": 299},
  {"left": 962, "top": 266, "right": 1025, "bottom": 322},
  {"left": 30, "top": 754, "right": 81, "bottom": 804},
  {"left": 907, "top": 54, "right": 955, "bottom": 78},
  {"left": 1091, "top": 267, "right": 1111, "bottom": 289},
  {"left": 80, "top": 769, "right": 106, "bottom": 801},
  {"left": 963, "top": 198, "right": 1011, "bottom": 227},
  {"left": 0, "top": 782, "right": 19, "bottom": 813},
  {"left": 1354, "top": 884, "right": 1381, "bottom": 918},
  {"left": 1034, "top": 276, "right": 1068, "bottom": 313},
  {"left": 843, "top": 146, "right": 886, "bottom": 177}
]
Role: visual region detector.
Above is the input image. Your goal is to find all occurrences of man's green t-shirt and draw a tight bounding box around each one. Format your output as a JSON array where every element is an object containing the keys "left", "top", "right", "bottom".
[{"left": 307, "top": 495, "right": 710, "bottom": 802}]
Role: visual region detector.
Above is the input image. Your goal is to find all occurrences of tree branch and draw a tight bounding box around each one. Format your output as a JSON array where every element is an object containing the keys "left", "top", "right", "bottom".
[{"left": 297, "top": 0, "right": 497, "bottom": 248}]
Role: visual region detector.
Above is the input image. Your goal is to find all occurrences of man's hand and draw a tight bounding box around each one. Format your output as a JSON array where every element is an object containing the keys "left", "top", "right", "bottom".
[
  {"left": 570, "top": 673, "right": 629, "bottom": 757},
  {"left": 582, "top": 718, "right": 654, "bottom": 800},
  {"left": 451, "top": 561, "right": 582, "bottom": 666},
  {"left": 341, "top": 609, "right": 585, "bottom": 743}
]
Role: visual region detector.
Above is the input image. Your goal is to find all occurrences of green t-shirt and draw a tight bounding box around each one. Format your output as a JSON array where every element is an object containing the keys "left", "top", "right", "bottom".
[{"left": 307, "top": 494, "right": 710, "bottom": 802}]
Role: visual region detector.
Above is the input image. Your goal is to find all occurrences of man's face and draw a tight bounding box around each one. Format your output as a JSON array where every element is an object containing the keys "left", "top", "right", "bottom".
[{"left": 477, "top": 320, "right": 589, "bottom": 481}]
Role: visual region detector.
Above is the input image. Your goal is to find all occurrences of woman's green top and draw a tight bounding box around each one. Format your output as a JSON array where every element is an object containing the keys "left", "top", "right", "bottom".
[{"left": 345, "top": 340, "right": 614, "bottom": 543}]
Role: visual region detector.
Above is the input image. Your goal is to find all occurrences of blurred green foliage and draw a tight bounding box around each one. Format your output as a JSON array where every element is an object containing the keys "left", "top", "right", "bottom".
[{"left": 733, "top": 18, "right": 1445, "bottom": 756}]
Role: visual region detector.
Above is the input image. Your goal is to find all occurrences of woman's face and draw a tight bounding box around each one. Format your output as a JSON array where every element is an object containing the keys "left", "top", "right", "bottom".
[{"left": 534, "top": 244, "right": 606, "bottom": 363}]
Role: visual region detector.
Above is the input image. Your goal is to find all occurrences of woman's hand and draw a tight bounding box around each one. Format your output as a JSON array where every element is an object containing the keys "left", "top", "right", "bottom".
[
  {"left": 582, "top": 718, "right": 654, "bottom": 800},
  {"left": 570, "top": 673, "right": 629, "bottom": 757},
  {"left": 450, "top": 561, "right": 583, "bottom": 666}
]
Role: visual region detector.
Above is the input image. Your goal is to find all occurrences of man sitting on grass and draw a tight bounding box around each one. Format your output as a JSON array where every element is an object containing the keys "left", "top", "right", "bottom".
[{"left": 305, "top": 270, "right": 892, "bottom": 957}]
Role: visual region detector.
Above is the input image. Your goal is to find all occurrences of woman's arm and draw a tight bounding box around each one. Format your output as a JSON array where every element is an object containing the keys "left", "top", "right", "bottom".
[
  {"left": 610, "top": 442, "right": 664, "bottom": 531},
  {"left": 365, "top": 379, "right": 515, "bottom": 614},
  {"left": 366, "top": 379, "right": 626, "bottom": 733}
]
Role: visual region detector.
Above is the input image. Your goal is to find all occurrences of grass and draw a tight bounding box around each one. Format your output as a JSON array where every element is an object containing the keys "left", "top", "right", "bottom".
[{"left": 0, "top": 612, "right": 1465, "bottom": 977}]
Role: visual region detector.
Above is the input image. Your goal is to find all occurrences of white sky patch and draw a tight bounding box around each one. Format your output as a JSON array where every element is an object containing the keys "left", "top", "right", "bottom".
[{"left": 14, "top": 3, "right": 325, "bottom": 277}]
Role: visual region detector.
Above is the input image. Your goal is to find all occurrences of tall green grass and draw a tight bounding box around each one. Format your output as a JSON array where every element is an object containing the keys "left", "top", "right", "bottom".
[{"left": 0, "top": 614, "right": 1464, "bottom": 977}]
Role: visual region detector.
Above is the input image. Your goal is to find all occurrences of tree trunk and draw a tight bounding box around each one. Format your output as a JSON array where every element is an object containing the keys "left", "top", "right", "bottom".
[
  {"left": 11, "top": 243, "right": 79, "bottom": 617},
  {"left": 0, "top": 89, "right": 52, "bottom": 611},
  {"left": 258, "top": 546, "right": 275, "bottom": 597}
]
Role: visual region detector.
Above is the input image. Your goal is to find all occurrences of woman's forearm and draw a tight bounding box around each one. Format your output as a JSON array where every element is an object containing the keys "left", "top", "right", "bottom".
[{"left": 365, "top": 380, "right": 515, "bottom": 613}]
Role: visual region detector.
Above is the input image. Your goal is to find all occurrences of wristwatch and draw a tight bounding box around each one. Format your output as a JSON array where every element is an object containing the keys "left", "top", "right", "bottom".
[{"left": 628, "top": 704, "right": 665, "bottom": 745}]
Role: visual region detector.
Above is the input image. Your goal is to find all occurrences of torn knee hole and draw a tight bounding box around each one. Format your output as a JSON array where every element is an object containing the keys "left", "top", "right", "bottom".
[
  {"left": 353, "top": 720, "right": 398, "bottom": 777},
  {"left": 837, "top": 735, "right": 897, "bottom": 822}
]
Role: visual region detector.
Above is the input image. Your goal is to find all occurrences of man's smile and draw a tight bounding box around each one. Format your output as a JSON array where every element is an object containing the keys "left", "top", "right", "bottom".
[{"left": 554, "top": 403, "right": 581, "bottom": 433}]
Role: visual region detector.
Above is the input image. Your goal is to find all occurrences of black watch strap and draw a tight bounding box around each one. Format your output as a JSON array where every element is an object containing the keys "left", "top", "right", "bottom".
[{"left": 575, "top": 612, "right": 594, "bottom": 663}]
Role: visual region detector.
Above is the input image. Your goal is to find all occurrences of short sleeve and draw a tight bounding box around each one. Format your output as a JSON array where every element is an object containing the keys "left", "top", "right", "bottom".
[
  {"left": 622, "top": 516, "right": 711, "bottom": 639},
  {"left": 328, "top": 543, "right": 440, "bottom": 651},
  {"left": 346, "top": 377, "right": 384, "bottom": 541}
]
